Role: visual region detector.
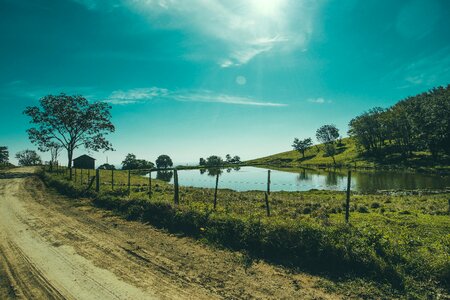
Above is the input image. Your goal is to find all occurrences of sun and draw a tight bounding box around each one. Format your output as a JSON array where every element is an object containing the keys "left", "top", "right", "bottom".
[{"left": 248, "top": 0, "right": 286, "bottom": 17}]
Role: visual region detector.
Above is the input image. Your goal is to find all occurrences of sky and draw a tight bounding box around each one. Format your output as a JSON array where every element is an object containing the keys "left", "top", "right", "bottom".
[{"left": 1, "top": 0, "right": 450, "bottom": 166}]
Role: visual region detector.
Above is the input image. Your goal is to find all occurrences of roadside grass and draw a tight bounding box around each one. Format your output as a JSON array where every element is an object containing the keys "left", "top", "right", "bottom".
[
  {"left": 247, "top": 137, "right": 450, "bottom": 173},
  {"left": 40, "top": 169, "right": 450, "bottom": 298}
]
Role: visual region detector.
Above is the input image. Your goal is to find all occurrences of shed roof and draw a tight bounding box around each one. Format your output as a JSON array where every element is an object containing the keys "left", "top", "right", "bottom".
[{"left": 73, "top": 154, "right": 96, "bottom": 161}]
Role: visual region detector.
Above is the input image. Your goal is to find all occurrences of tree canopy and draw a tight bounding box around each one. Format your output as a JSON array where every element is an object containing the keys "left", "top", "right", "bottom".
[
  {"left": 121, "top": 153, "right": 154, "bottom": 170},
  {"left": 0, "top": 146, "right": 9, "bottom": 164},
  {"left": 15, "top": 150, "right": 42, "bottom": 166},
  {"left": 206, "top": 155, "right": 223, "bottom": 167},
  {"left": 316, "top": 125, "right": 340, "bottom": 165},
  {"left": 98, "top": 163, "right": 116, "bottom": 170},
  {"left": 292, "top": 138, "right": 312, "bottom": 158},
  {"left": 155, "top": 155, "right": 173, "bottom": 169},
  {"left": 349, "top": 85, "right": 450, "bottom": 158},
  {"left": 24, "top": 94, "right": 115, "bottom": 168}
]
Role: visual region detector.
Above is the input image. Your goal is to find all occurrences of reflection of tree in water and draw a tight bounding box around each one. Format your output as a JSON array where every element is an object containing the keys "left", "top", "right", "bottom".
[
  {"left": 199, "top": 168, "right": 223, "bottom": 177},
  {"left": 297, "top": 169, "right": 310, "bottom": 181},
  {"left": 156, "top": 170, "right": 173, "bottom": 182},
  {"left": 325, "top": 171, "right": 342, "bottom": 186}
]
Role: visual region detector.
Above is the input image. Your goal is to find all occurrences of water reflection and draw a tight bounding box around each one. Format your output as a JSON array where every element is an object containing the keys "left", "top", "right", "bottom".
[
  {"left": 156, "top": 170, "right": 173, "bottom": 182},
  {"left": 159, "top": 166, "right": 449, "bottom": 192}
]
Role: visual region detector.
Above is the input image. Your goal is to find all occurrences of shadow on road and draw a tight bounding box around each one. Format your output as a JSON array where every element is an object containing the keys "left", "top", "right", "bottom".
[{"left": 0, "top": 172, "right": 34, "bottom": 179}]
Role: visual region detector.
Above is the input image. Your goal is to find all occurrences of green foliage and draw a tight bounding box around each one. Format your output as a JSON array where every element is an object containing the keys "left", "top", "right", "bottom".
[
  {"left": 0, "top": 146, "right": 9, "bottom": 164},
  {"left": 15, "top": 149, "right": 42, "bottom": 166},
  {"left": 292, "top": 138, "right": 313, "bottom": 158},
  {"left": 121, "top": 153, "right": 154, "bottom": 170},
  {"left": 41, "top": 169, "right": 450, "bottom": 297},
  {"left": 206, "top": 155, "right": 223, "bottom": 167},
  {"left": 349, "top": 85, "right": 450, "bottom": 157},
  {"left": 24, "top": 93, "right": 115, "bottom": 168},
  {"left": 155, "top": 154, "right": 173, "bottom": 169},
  {"left": 98, "top": 163, "right": 115, "bottom": 170}
]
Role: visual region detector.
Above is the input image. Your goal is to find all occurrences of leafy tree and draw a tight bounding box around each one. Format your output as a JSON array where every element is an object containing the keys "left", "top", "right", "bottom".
[
  {"left": 122, "top": 153, "right": 154, "bottom": 170},
  {"left": 225, "top": 154, "right": 241, "bottom": 164},
  {"left": 316, "top": 125, "right": 340, "bottom": 144},
  {"left": 98, "top": 163, "right": 116, "bottom": 170},
  {"left": 15, "top": 150, "right": 42, "bottom": 166},
  {"left": 155, "top": 154, "right": 173, "bottom": 169},
  {"left": 0, "top": 146, "right": 9, "bottom": 164},
  {"left": 292, "top": 138, "right": 313, "bottom": 158},
  {"left": 316, "top": 125, "right": 340, "bottom": 165},
  {"left": 206, "top": 155, "right": 223, "bottom": 167},
  {"left": 199, "top": 158, "right": 206, "bottom": 166},
  {"left": 24, "top": 94, "right": 115, "bottom": 169}
]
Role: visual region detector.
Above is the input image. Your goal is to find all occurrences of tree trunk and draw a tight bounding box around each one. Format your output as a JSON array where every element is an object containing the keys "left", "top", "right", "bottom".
[
  {"left": 67, "top": 148, "right": 73, "bottom": 168},
  {"left": 332, "top": 155, "right": 336, "bottom": 165}
]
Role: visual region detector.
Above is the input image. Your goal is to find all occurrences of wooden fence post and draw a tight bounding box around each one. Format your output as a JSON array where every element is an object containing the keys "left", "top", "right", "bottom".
[
  {"left": 345, "top": 170, "right": 351, "bottom": 223},
  {"left": 95, "top": 169, "right": 100, "bottom": 192},
  {"left": 127, "top": 170, "right": 131, "bottom": 195},
  {"left": 74, "top": 168, "right": 77, "bottom": 182},
  {"left": 267, "top": 170, "right": 271, "bottom": 195},
  {"left": 148, "top": 170, "right": 152, "bottom": 197},
  {"left": 213, "top": 173, "right": 219, "bottom": 210},
  {"left": 111, "top": 169, "right": 114, "bottom": 190},
  {"left": 265, "top": 192, "right": 270, "bottom": 217},
  {"left": 80, "top": 168, "right": 83, "bottom": 185},
  {"left": 174, "top": 169, "right": 179, "bottom": 205},
  {"left": 87, "top": 169, "right": 91, "bottom": 185}
]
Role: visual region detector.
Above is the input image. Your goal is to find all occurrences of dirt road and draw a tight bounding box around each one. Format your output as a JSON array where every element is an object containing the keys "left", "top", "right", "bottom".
[{"left": 0, "top": 167, "right": 340, "bottom": 299}]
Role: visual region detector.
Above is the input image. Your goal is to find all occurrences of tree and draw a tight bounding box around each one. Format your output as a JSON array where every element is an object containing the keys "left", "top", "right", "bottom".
[
  {"left": 292, "top": 138, "right": 313, "bottom": 158},
  {"left": 232, "top": 155, "right": 241, "bottom": 164},
  {"left": 206, "top": 155, "right": 223, "bottom": 167},
  {"left": 316, "top": 125, "right": 340, "bottom": 165},
  {"left": 0, "top": 146, "right": 9, "bottom": 164},
  {"left": 199, "top": 158, "right": 206, "bottom": 166},
  {"left": 98, "top": 163, "right": 115, "bottom": 170},
  {"left": 155, "top": 155, "right": 173, "bottom": 169},
  {"left": 122, "top": 153, "right": 154, "bottom": 170},
  {"left": 225, "top": 154, "right": 232, "bottom": 163},
  {"left": 24, "top": 94, "right": 115, "bottom": 169},
  {"left": 15, "top": 150, "right": 42, "bottom": 166}
]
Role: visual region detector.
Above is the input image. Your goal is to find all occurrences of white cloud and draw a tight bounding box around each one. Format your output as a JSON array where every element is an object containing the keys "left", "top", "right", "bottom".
[
  {"left": 104, "top": 87, "right": 169, "bottom": 104},
  {"left": 104, "top": 87, "right": 287, "bottom": 107},
  {"left": 307, "top": 97, "right": 331, "bottom": 104},
  {"left": 74, "top": 0, "right": 320, "bottom": 67},
  {"left": 173, "top": 91, "right": 287, "bottom": 107}
]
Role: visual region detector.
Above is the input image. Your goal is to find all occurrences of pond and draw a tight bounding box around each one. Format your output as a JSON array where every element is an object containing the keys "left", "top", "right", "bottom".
[{"left": 149, "top": 167, "right": 450, "bottom": 193}]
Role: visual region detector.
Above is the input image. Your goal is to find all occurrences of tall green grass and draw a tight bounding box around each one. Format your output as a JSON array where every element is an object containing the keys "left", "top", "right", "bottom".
[{"left": 40, "top": 170, "right": 450, "bottom": 298}]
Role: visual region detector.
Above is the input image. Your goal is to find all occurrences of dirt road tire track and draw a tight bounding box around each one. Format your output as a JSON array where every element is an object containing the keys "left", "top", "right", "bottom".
[{"left": 0, "top": 168, "right": 341, "bottom": 299}]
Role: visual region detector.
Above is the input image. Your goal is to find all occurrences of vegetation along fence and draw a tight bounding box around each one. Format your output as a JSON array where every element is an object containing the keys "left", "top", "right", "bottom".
[{"left": 46, "top": 165, "right": 355, "bottom": 222}]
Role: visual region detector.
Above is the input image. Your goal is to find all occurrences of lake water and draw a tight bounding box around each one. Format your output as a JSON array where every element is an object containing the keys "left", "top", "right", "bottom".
[{"left": 150, "top": 167, "right": 450, "bottom": 193}]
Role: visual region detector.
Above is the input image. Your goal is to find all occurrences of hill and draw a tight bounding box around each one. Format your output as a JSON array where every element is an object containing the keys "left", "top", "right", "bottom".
[{"left": 247, "top": 137, "right": 450, "bottom": 173}]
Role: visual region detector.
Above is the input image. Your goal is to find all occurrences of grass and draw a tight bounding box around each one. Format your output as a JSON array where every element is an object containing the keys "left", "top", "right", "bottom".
[
  {"left": 40, "top": 168, "right": 450, "bottom": 298},
  {"left": 247, "top": 137, "right": 450, "bottom": 174}
]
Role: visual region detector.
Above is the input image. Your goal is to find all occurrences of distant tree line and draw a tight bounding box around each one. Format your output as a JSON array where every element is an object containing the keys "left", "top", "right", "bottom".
[
  {"left": 121, "top": 153, "right": 173, "bottom": 170},
  {"left": 199, "top": 154, "right": 241, "bottom": 167},
  {"left": 348, "top": 85, "right": 450, "bottom": 158}
]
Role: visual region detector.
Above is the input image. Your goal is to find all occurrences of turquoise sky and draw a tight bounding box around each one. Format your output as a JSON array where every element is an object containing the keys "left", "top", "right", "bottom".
[{"left": 1, "top": 0, "right": 450, "bottom": 165}]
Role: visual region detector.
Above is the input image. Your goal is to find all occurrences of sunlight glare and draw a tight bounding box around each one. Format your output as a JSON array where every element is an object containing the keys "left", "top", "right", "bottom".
[{"left": 248, "top": 0, "right": 286, "bottom": 17}]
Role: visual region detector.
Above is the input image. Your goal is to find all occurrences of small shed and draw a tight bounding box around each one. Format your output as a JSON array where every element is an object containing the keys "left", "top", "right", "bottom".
[{"left": 73, "top": 155, "right": 95, "bottom": 169}]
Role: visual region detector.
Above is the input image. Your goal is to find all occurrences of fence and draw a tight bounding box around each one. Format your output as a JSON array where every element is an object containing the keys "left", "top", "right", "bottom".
[{"left": 45, "top": 165, "right": 354, "bottom": 222}]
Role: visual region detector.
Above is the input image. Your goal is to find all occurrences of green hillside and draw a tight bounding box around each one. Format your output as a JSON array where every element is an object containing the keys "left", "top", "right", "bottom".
[{"left": 247, "top": 137, "right": 450, "bottom": 173}]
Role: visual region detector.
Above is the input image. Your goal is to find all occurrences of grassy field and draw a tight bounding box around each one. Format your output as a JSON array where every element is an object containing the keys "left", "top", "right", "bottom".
[
  {"left": 40, "top": 168, "right": 450, "bottom": 298},
  {"left": 247, "top": 137, "right": 450, "bottom": 174}
]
